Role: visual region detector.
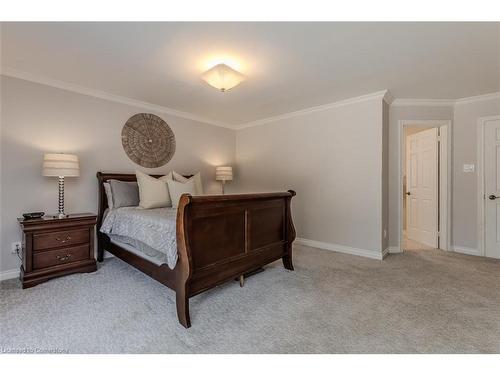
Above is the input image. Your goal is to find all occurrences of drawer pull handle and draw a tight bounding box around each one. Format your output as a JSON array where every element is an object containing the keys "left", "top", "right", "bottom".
[
  {"left": 55, "top": 235, "right": 71, "bottom": 243},
  {"left": 56, "top": 254, "right": 72, "bottom": 261}
]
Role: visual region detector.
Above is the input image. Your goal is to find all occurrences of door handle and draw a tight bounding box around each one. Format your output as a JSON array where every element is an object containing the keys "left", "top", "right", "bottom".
[
  {"left": 406, "top": 192, "right": 411, "bottom": 196},
  {"left": 489, "top": 195, "right": 499, "bottom": 200}
]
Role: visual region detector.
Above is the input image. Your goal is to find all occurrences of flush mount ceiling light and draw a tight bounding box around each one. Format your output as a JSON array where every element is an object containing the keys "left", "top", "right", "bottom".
[{"left": 202, "top": 63, "right": 245, "bottom": 92}]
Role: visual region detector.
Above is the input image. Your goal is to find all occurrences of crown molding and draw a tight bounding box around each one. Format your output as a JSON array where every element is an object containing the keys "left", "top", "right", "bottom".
[
  {"left": 390, "top": 98, "right": 456, "bottom": 107},
  {"left": 2, "top": 67, "right": 388, "bottom": 130},
  {"left": 235, "top": 90, "right": 389, "bottom": 129},
  {"left": 0, "top": 67, "right": 233, "bottom": 129},
  {"left": 3, "top": 67, "right": 498, "bottom": 131},
  {"left": 455, "top": 91, "right": 500, "bottom": 105},
  {"left": 382, "top": 90, "right": 394, "bottom": 105},
  {"left": 391, "top": 91, "right": 500, "bottom": 108}
]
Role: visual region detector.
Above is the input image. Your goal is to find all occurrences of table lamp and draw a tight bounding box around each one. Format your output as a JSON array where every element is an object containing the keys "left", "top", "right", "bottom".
[
  {"left": 215, "top": 166, "right": 233, "bottom": 195},
  {"left": 42, "top": 153, "right": 80, "bottom": 218}
]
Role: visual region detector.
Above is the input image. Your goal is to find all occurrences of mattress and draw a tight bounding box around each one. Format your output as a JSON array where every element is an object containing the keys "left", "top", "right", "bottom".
[
  {"left": 100, "top": 206, "right": 178, "bottom": 268},
  {"left": 108, "top": 236, "right": 166, "bottom": 267}
]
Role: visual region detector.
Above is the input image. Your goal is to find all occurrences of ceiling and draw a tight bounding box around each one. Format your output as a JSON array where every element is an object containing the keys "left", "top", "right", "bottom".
[{"left": 2, "top": 22, "right": 499, "bottom": 127}]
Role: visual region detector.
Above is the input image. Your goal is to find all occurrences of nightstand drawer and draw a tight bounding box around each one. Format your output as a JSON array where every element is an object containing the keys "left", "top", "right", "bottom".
[
  {"left": 33, "top": 228, "right": 89, "bottom": 251},
  {"left": 33, "top": 244, "right": 89, "bottom": 269}
]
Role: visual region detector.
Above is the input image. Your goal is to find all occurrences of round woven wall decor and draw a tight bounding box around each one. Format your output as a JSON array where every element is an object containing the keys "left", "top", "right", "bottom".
[{"left": 121, "top": 113, "right": 176, "bottom": 168}]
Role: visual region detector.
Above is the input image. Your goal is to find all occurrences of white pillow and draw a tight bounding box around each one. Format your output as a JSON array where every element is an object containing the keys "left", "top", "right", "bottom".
[
  {"left": 136, "top": 170, "right": 173, "bottom": 209},
  {"left": 173, "top": 171, "right": 204, "bottom": 195},
  {"left": 103, "top": 182, "right": 114, "bottom": 209},
  {"left": 167, "top": 178, "right": 196, "bottom": 208}
]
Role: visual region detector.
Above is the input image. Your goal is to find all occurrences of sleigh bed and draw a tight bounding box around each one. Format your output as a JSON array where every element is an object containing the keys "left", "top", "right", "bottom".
[{"left": 96, "top": 172, "right": 296, "bottom": 328}]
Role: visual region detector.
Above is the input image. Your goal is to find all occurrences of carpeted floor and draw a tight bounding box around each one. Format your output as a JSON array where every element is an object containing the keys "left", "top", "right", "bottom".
[{"left": 1, "top": 245, "right": 499, "bottom": 353}]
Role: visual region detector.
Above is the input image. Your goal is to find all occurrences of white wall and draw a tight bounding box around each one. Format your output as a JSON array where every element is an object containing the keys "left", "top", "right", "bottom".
[
  {"left": 0, "top": 76, "right": 236, "bottom": 272},
  {"left": 235, "top": 97, "right": 385, "bottom": 256}
]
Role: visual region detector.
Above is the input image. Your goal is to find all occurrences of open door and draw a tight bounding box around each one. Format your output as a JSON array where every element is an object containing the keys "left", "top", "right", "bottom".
[{"left": 406, "top": 127, "right": 438, "bottom": 248}]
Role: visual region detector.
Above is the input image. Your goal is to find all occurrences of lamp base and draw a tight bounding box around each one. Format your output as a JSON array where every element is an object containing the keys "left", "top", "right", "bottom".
[{"left": 58, "top": 176, "right": 66, "bottom": 218}]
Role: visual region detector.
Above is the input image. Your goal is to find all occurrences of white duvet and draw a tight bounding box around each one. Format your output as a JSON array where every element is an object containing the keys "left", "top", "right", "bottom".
[{"left": 100, "top": 206, "right": 178, "bottom": 268}]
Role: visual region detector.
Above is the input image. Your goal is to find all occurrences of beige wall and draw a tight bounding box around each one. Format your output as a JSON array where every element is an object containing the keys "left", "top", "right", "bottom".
[
  {"left": 2, "top": 74, "right": 498, "bottom": 273},
  {"left": 1, "top": 77, "right": 387, "bottom": 273},
  {"left": 453, "top": 97, "right": 500, "bottom": 249},
  {"left": 234, "top": 97, "right": 385, "bottom": 255},
  {"left": 389, "top": 98, "right": 500, "bottom": 250},
  {"left": 0, "top": 76, "right": 236, "bottom": 272}
]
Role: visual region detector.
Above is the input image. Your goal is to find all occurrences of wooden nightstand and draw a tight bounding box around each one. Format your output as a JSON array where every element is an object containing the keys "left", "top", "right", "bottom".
[{"left": 18, "top": 213, "right": 97, "bottom": 288}]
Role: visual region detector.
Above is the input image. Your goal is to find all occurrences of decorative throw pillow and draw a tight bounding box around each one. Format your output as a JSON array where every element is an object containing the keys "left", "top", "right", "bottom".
[
  {"left": 103, "top": 182, "right": 114, "bottom": 209},
  {"left": 109, "top": 180, "right": 140, "bottom": 208},
  {"left": 173, "top": 171, "right": 204, "bottom": 195},
  {"left": 167, "top": 178, "right": 196, "bottom": 208},
  {"left": 136, "top": 170, "right": 173, "bottom": 209}
]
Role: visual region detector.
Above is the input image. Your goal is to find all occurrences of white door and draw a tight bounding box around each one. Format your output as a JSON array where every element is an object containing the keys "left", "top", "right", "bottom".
[
  {"left": 484, "top": 118, "right": 500, "bottom": 259},
  {"left": 406, "top": 128, "right": 438, "bottom": 248}
]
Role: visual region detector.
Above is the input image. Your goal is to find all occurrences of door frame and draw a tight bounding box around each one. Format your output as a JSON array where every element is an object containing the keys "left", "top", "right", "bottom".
[
  {"left": 476, "top": 115, "right": 500, "bottom": 257},
  {"left": 398, "top": 120, "right": 452, "bottom": 252}
]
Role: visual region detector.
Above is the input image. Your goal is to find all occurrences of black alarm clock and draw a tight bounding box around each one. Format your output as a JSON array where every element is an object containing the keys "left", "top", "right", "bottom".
[{"left": 22, "top": 212, "right": 45, "bottom": 220}]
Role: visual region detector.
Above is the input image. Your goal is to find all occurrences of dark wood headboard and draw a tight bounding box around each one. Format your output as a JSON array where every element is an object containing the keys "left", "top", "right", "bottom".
[{"left": 96, "top": 172, "right": 193, "bottom": 231}]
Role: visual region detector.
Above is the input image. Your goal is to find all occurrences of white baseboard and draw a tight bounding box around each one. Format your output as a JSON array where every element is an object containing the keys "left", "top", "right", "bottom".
[
  {"left": 382, "top": 246, "right": 402, "bottom": 258},
  {"left": 451, "top": 246, "right": 481, "bottom": 256},
  {"left": 0, "top": 268, "right": 20, "bottom": 281},
  {"left": 382, "top": 247, "right": 390, "bottom": 259},
  {"left": 388, "top": 246, "right": 402, "bottom": 254},
  {"left": 296, "top": 237, "right": 383, "bottom": 260}
]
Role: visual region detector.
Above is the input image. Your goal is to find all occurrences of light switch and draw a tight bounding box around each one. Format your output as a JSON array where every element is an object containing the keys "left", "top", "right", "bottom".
[{"left": 463, "top": 164, "right": 475, "bottom": 173}]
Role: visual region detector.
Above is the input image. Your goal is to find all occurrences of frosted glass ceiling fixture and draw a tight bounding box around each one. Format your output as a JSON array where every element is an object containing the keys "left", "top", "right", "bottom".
[{"left": 202, "top": 63, "right": 245, "bottom": 92}]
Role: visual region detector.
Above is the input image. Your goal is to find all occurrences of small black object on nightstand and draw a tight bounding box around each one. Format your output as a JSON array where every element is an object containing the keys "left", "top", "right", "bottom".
[
  {"left": 22, "top": 212, "right": 45, "bottom": 220},
  {"left": 18, "top": 213, "right": 97, "bottom": 288}
]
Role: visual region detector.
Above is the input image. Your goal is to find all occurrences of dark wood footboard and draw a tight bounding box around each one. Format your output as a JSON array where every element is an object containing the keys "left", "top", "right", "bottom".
[
  {"left": 175, "top": 191, "right": 296, "bottom": 326},
  {"left": 96, "top": 172, "right": 296, "bottom": 328}
]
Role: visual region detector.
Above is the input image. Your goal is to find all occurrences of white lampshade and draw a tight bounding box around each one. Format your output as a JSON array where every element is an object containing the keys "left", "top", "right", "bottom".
[
  {"left": 202, "top": 64, "right": 245, "bottom": 92},
  {"left": 42, "top": 153, "right": 80, "bottom": 177},
  {"left": 216, "top": 166, "right": 233, "bottom": 181}
]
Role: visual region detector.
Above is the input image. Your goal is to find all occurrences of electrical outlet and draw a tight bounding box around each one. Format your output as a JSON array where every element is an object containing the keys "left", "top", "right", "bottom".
[{"left": 11, "top": 241, "right": 21, "bottom": 254}]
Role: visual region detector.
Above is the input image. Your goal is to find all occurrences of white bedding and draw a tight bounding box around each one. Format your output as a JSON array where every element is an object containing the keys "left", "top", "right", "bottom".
[{"left": 100, "top": 206, "right": 178, "bottom": 268}]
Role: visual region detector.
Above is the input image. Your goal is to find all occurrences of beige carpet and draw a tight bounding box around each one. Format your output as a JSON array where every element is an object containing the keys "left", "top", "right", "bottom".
[
  {"left": 1, "top": 245, "right": 499, "bottom": 353},
  {"left": 402, "top": 236, "right": 435, "bottom": 251}
]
